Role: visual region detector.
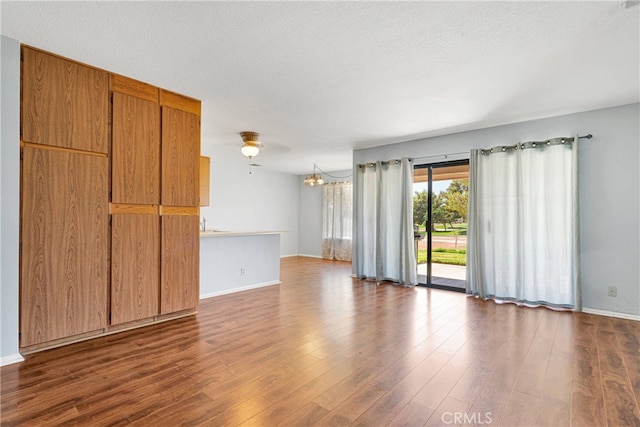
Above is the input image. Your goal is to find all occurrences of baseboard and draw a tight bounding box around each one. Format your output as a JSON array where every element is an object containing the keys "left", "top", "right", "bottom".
[
  {"left": 200, "top": 280, "right": 281, "bottom": 300},
  {"left": 582, "top": 307, "right": 640, "bottom": 321},
  {"left": 0, "top": 353, "right": 24, "bottom": 367},
  {"left": 282, "top": 254, "right": 350, "bottom": 260}
]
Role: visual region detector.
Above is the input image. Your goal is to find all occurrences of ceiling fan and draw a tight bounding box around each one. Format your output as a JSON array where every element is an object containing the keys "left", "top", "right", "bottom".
[{"left": 239, "top": 131, "right": 263, "bottom": 159}]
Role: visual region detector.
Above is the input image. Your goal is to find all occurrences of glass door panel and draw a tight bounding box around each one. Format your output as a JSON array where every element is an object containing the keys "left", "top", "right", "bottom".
[{"left": 413, "top": 161, "right": 469, "bottom": 291}]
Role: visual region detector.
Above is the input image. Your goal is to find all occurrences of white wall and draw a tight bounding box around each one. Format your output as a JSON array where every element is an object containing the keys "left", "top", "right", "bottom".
[
  {"left": 199, "top": 148, "right": 300, "bottom": 257},
  {"left": 354, "top": 103, "right": 640, "bottom": 317},
  {"left": 1, "top": 36, "right": 23, "bottom": 365},
  {"left": 298, "top": 169, "right": 352, "bottom": 258},
  {"left": 200, "top": 234, "right": 281, "bottom": 298}
]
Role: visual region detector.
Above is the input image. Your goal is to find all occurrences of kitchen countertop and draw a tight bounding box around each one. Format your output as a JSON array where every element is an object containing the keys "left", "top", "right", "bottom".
[{"left": 199, "top": 230, "right": 286, "bottom": 238}]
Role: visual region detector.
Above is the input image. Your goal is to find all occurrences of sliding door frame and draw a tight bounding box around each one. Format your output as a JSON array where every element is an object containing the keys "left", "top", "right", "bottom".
[{"left": 414, "top": 159, "right": 469, "bottom": 292}]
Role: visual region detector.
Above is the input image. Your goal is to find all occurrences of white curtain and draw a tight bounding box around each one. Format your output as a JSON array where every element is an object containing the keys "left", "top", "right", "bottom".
[
  {"left": 467, "top": 136, "right": 580, "bottom": 309},
  {"left": 322, "top": 182, "right": 352, "bottom": 261},
  {"left": 354, "top": 158, "right": 417, "bottom": 286}
]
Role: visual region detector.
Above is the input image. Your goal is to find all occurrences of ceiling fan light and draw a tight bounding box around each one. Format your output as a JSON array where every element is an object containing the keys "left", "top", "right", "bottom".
[
  {"left": 240, "top": 131, "right": 261, "bottom": 158},
  {"left": 241, "top": 143, "right": 260, "bottom": 158}
]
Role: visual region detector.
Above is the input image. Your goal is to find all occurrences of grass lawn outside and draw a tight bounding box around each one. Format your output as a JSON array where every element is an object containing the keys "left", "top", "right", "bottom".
[
  {"left": 432, "top": 230, "right": 467, "bottom": 237},
  {"left": 417, "top": 248, "right": 467, "bottom": 265}
]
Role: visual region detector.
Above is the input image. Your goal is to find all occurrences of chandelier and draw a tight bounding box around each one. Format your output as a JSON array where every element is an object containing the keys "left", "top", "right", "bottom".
[{"left": 303, "top": 163, "right": 324, "bottom": 186}]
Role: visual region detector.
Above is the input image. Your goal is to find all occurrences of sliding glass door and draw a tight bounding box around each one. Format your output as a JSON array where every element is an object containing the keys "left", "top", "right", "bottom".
[{"left": 413, "top": 160, "right": 469, "bottom": 291}]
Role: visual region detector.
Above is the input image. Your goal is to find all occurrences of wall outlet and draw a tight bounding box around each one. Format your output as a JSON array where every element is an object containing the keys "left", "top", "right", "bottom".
[
  {"left": 607, "top": 286, "right": 617, "bottom": 297},
  {"left": 240, "top": 267, "right": 245, "bottom": 276}
]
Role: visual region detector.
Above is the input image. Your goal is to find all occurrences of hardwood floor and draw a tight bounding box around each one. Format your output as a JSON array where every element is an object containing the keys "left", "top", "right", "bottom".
[{"left": 2, "top": 256, "right": 639, "bottom": 426}]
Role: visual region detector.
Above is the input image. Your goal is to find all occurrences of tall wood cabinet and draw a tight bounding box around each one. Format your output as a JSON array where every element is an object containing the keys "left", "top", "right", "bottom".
[
  {"left": 20, "top": 46, "right": 201, "bottom": 351},
  {"left": 160, "top": 93, "right": 201, "bottom": 314},
  {"left": 20, "top": 47, "right": 110, "bottom": 348},
  {"left": 110, "top": 76, "right": 162, "bottom": 326}
]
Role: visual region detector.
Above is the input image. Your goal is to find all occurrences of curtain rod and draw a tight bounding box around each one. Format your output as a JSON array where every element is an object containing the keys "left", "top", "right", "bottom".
[
  {"left": 516, "top": 133, "right": 592, "bottom": 144},
  {"left": 411, "top": 151, "right": 468, "bottom": 162},
  {"left": 357, "top": 159, "right": 405, "bottom": 168},
  {"left": 414, "top": 134, "right": 593, "bottom": 161},
  {"left": 358, "top": 134, "right": 593, "bottom": 167},
  {"left": 480, "top": 134, "right": 593, "bottom": 155}
]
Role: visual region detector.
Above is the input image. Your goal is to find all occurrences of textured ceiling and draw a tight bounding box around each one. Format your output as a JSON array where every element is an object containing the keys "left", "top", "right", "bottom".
[{"left": 2, "top": 1, "right": 638, "bottom": 175}]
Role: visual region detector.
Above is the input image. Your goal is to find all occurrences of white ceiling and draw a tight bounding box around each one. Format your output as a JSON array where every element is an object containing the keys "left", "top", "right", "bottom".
[{"left": 2, "top": 1, "right": 638, "bottom": 175}]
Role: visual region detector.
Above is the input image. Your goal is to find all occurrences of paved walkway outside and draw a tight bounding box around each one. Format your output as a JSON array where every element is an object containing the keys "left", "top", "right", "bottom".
[{"left": 417, "top": 262, "right": 466, "bottom": 280}]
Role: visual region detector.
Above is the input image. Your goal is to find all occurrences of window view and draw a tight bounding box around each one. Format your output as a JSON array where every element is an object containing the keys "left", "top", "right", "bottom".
[{"left": 413, "top": 162, "right": 469, "bottom": 290}]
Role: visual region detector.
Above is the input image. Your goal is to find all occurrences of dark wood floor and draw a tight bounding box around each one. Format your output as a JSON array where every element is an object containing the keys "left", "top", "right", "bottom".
[{"left": 2, "top": 257, "right": 639, "bottom": 426}]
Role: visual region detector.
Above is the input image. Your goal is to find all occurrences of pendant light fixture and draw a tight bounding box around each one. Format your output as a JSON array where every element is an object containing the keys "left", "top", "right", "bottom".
[
  {"left": 240, "top": 131, "right": 261, "bottom": 158},
  {"left": 303, "top": 163, "right": 325, "bottom": 186}
]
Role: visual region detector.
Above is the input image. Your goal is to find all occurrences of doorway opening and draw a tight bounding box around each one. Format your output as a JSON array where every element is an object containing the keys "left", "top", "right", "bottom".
[{"left": 413, "top": 160, "right": 469, "bottom": 292}]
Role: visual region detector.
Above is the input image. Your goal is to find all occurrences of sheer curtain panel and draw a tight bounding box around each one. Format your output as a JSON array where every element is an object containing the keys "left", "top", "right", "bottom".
[
  {"left": 467, "top": 136, "right": 580, "bottom": 309},
  {"left": 354, "top": 158, "right": 417, "bottom": 286},
  {"left": 322, "top": 182, "right": 353, "bottom": 261}
]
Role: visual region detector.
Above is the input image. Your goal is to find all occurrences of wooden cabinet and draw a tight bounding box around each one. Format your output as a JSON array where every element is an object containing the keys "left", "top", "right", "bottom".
[
  {"left": 111, "top": 92, "right": 160, "bottom": 205},
  {"left": 159, "top": 91, "right": 201, "bottom": 314},
  {"left": 111, "top": 213, "right": 160, "bottom": 325},
  {"left": 200, "top": 156, "right": 210, "bottom": 207},
  {"left": 161, "top": 214, "right": 199, "bottom": 314},
  {"left": 161, "top": 106, "right": 200, "bottom": 207},
  {"left": 110, "top": 76, "right": 162, "bottom": 326},
  {"left": 21, "top": 47, "right": 109, "bottom": 153},
  {"left": 20, "top": 45, "right": 200, "bottom": 352},
  {"left": 20, "top": 147, "right": 108, "bottom": 347}
]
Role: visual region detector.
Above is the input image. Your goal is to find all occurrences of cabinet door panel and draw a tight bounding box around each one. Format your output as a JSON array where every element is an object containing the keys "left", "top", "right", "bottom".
[
  {"left": 161, "top": 215, "right": 199, "bottom": 314},
  {"left": 21, "top": 147, "right": 108, "bottom": 347},
  {"left": 21, "top": 47, "right": 109, "bottom": 153},
  {"left": 161, "top": 107, "right": 199, "bottom": 207},
  {"left": 112, "top": 92, "right": 160, "bottom": 204},
  {"left": 199, "top": 156, "right": 210, "bottom": 207},
  {"left": 111, "top": 214, "right": 160, "bottom": 325}
]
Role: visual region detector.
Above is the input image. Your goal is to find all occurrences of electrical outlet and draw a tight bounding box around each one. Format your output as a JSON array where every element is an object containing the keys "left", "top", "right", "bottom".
[
  {"left": 607, "top": 286, "right": 617, "bottom": 297},
  {"left": 240, "top": 267, "right": 245, "bottom": 276}
]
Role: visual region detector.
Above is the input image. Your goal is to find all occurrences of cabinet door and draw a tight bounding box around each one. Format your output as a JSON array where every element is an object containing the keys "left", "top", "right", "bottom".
[
  {"left": 21, "top": 147, "right": 108, "bottom": 347},
  {"left": 112, "top": 92, "right": 160, "bottom": 204},
  {"left": 111, "top": 213, "right": 160, "bottom": 325},
  {"left": 199, "top": 156, "right": 210, "bottom": 207},
  {"left": 21, "top": 47, "right": 109, "bottom": 153},
  {"left": 161, "top": 107, "right": 200, "bottom": 207},
  {"left": 161, "top": 215, "right": 199, "bottom": 314}
]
